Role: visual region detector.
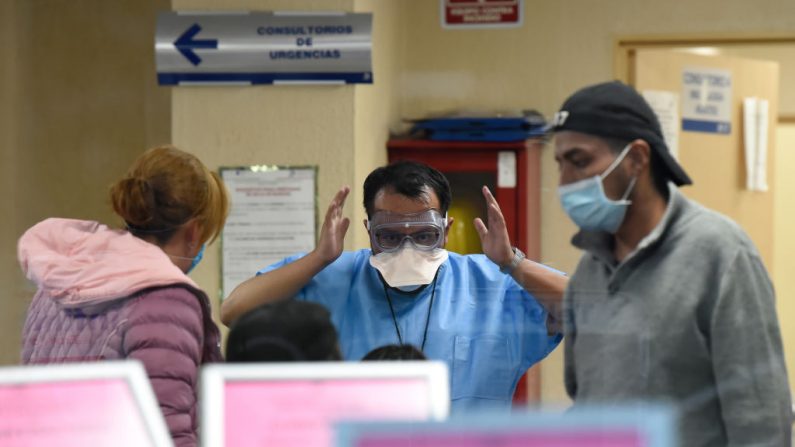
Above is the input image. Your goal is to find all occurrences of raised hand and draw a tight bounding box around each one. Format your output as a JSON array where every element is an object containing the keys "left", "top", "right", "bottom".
[
  {"left": 315, "top": 186, "right": 351, "bottom": 264},
  {"left": 473, "top": 186, "right": 514, "bottom": 268}
]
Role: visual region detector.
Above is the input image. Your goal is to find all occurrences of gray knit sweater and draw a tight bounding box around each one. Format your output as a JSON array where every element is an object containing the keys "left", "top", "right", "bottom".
[{"left": 564, "top": 186, "right": 791, "bottom": 447}]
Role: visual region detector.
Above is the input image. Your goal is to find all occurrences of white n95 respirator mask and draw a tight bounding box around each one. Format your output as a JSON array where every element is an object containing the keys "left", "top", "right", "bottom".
[{"left": 369, "top": 246, "right": 448, "bottom": 288}]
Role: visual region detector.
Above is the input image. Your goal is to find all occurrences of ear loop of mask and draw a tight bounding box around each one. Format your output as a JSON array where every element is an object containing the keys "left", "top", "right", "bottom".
[
  {"left": 601, "top": 143, "right": 637, "bottom": 202},
  {"left": 600, "top": 144, "right": 632, "bottom": 181},
  {"left": 164, "top": 244, "right": 201, "bottom": 261},
  {"left": 128, "top": 222, "right": 205, "bottom": 264}
]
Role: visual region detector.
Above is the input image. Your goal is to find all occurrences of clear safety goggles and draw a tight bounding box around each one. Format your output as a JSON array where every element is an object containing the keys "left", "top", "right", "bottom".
[{"left": 367, "top": 209, "right": 447, "bottom": 253}]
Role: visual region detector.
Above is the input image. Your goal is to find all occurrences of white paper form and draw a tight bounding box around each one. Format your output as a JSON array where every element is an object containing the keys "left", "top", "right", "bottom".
[
  {"left": 743, "top": 98, "right": 770, "bottom": 191},
  {"left": 497, "top": 151, "right": 517, "bottom": 188},
  {"left": 743, "top": 98, "right": 758, "bottom": 190},
  {"left": 220, "top": 167, "right": 317, "bottom": 300},
  {"left": 756, "top": 98, "right": 770, "bottom": 191},
  {"left": 642, "top": 90, "right": 680, "bottom": 160}
]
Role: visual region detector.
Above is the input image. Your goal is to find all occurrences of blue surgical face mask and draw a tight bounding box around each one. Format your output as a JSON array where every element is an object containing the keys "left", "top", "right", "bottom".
[
  {"left": 187, "top": 244, "right": 205, "bottom": 274},
  {"left": 557, "top": 144, "right": 637, "bottom": 233}
]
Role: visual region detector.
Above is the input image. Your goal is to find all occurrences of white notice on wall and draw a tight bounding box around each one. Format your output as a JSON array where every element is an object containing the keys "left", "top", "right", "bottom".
[
  {"left": 220, "top": 167, "right": 316, "bottom": 300},
  {"left": 756, "top": 98, "right": 770, "bottom": 191},
  {"left": 681, "top": 67, "right": 732, "bottom": 134},
  {"left": 743, "top": 98, "right": 759, "bottom": 190},
  {"left": 743, "top": 97, "right": 770, "bottom": 191},
  {"left": 497, "top": 151, "right": 517, "bottom": 188},
  {"left": 642, "top": 90, "right": 680, "bottom": 161}
]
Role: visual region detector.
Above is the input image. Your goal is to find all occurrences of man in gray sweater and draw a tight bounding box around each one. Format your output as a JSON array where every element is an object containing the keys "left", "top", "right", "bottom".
[{"left": 551, "top": 80, "right": 791, "bottom": 446}]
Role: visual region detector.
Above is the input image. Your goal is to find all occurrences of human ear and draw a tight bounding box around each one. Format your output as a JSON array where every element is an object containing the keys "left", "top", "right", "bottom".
[
  {"left": 184, "top": 218, "right": 202, "bottom": 250},
  {"left": 628, "top": 139, "right": 651, "bottom": 176}
]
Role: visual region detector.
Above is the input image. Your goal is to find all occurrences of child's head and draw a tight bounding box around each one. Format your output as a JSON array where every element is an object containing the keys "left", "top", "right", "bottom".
[
  {"left": 362, "top": 344, "right": 427, "bottom": 361},
  {"left": 226, "top": 300, "right": 342, "bottom": 362}
]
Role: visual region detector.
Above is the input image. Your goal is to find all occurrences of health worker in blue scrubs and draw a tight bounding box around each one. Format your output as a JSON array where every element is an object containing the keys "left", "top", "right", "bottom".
[{"left": 221, "top": 160, "right": 567, "bottom": 412}]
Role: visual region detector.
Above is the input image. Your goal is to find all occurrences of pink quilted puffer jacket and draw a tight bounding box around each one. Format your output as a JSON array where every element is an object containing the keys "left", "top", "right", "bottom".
[{"left": 18, "top": 218, "right": 222, "bottom": 447}]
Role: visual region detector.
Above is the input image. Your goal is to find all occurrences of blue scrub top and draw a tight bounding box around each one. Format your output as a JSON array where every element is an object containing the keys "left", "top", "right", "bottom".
[{"left": 258, "top": 249, "right": 561, "bottom": 413}]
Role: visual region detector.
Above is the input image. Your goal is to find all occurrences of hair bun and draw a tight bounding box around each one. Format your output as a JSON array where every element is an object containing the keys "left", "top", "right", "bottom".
[
  {"left": 110, "top": 177, "right": 156, "bottom": 227},
  {"left": 108, "top": 145, "right": 229, "bottom": 244}
]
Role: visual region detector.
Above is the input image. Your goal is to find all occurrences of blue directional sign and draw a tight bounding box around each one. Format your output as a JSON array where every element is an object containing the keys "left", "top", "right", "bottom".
[
  {"left": 173, "top": 24, "right": 218, "bottom": 66},
  {"left": 155, "top": 12, "right": 373, "bottom": 86}
]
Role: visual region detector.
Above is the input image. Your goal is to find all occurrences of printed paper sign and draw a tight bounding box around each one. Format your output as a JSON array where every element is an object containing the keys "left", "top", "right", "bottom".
[
  {"left": 220, "top": 167, "right": 316, "bottom": 300},
  {"left": 642, "top": 90, "right": 680, "bottom": 160},
  {"left": 681, "top": 67, "right": 732, "bottom": 134}
]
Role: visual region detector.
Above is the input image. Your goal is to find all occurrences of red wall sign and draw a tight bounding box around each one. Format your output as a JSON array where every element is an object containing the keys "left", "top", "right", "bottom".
[{"left": 442, "top": 0, "right": 523, "bottom": 28}]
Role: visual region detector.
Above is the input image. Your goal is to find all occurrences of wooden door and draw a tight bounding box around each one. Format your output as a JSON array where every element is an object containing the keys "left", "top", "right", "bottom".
[{"left": 631, "top": 49, "right": 779, "bottom": 268}]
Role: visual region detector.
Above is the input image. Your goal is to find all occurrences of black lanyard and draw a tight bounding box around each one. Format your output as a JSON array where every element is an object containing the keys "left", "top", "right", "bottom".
[{"left": 381, "top": 269, "right": 440, "bottom": 352}]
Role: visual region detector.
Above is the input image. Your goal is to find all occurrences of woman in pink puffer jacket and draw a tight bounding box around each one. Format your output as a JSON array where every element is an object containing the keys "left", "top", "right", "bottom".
[{"left": 18, "top": 145, "right": 228, "bottom": 447}]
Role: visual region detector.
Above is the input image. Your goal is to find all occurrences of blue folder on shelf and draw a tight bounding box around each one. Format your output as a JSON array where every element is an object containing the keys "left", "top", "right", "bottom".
[{"left": 409, "top": 114, "right": 547, "bottom": 142}]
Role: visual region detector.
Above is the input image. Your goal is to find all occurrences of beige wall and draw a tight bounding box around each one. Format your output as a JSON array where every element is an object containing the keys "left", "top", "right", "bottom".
[
  {"left": 1, "top": 0, "right": 23, "bottom": 366},
  {"left": 775, "top": 124, "right": 795, "bottom": 385},
  {"left": 0, "top": 0, "right": 170, "bottom": 364},
  {"left": 634, "top": 49, "right": 778, "bottom": 269}
]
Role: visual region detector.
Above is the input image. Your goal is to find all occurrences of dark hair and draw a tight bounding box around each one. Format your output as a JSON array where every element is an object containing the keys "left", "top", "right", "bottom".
[
  {"left": 363, "top": 160, "right": 452, "bottom": 218},
  {"left": 603, "top": 137, "right": 669, "bottom": 199},
  {"left": 362, "top": 344, "right": 427, "bottom": 361},
  {"left": 226, "top": 301, "right": 342, "bottom": 363}
]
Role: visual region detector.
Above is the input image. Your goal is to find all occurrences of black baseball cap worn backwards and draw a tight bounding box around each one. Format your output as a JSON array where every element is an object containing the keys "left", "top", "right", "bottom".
[{"left": 550, "top": 80, "right": 692, "bottom": 186}]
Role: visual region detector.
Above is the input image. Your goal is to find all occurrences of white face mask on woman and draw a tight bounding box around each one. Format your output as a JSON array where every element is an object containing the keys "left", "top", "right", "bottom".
[{"left": 369, "top": 246, "right": 448, "bottom": 289}]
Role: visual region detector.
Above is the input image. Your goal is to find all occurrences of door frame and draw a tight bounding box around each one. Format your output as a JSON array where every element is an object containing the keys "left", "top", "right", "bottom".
[{"left": 613, "top": 33, "right": 795, "bottom": 123}]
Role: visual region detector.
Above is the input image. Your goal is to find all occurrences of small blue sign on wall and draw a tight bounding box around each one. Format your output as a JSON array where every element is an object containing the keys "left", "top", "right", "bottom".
[
  {"left": 681, "top": 67, "right": 732, "bottom": 134},
  {"left": 155, "top": 12, "right": 373, "bottom": 86}
]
